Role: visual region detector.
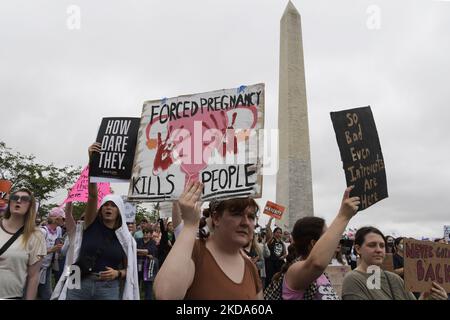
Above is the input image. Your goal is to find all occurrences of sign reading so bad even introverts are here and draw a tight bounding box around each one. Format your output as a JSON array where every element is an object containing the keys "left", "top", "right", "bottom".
[{"left": 330, "top": 106, "right": 388, "bottom": 211}]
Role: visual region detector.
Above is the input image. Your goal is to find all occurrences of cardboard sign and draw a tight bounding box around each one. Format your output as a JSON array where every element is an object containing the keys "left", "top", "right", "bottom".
[
  {"left": 0, "top": 179, "right": 12, "bottom": 207},
  {"left": 330, "top": 106, "right": 388, "bottom": 211},
  {"left": 62, "top": 166, "right": 111, "bottom": 208},
  {"left": 90, "top": 117, "right": 140, "bottom": 183},
  {"left": 381, "top": 253, "right": 394, "bottom": 272},
  {"left": 444, "top": 225, "right": 450, "bottom": 243},
  {"left": 404, "top": 238, "right": 450, "bottom": 293},
  {"left": 263, "top": 201, "right": 285, "bottom": 220},
  {"left": 325, "top": 265, "right": 351, "bottom": 298},
  {"left": 128, "top": 84, "right": 265, "bottom": 201},
  {"left": 121, "top": 196, "right": 137, "bottom": 223}
]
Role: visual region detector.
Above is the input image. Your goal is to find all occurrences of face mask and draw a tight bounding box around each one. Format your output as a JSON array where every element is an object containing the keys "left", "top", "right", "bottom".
[{"left": 398, "top": 244, "right": 403, "bottom": 250}]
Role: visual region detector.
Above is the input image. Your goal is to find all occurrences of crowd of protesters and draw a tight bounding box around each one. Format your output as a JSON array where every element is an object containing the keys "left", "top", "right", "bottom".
[{"left": 0, "top": 145, "right": 449, "bottom": 300}]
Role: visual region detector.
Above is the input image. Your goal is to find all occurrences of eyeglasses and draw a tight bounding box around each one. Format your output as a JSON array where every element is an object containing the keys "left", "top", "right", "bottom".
[{"left": 10, "top": 195, "right": 31, "bottom": 203}]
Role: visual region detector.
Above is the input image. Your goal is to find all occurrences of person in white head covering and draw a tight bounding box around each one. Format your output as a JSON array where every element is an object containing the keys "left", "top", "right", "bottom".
[{"left": 51, "top": 143, "right": 139, "bottom": 300}]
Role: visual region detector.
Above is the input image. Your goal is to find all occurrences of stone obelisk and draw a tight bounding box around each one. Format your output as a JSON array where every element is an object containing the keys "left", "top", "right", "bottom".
[{"left": 276, "top": 1, "right": 314, "bottom": 232}]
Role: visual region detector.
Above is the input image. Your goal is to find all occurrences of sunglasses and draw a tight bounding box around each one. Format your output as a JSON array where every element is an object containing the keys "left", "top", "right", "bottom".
[{"left": 10, "top": 194, "right": 32, "bottom": 203}]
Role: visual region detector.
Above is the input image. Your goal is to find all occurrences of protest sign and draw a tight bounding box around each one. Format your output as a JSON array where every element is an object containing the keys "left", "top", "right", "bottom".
[
  {"left": 0, "top": 179, "right": 12, "bottom": 207},
  {"left": 444, "top": 225, "right": 450, "bottom": 243},
  {"left": 404, "top": 238, "right": 450, "bottom": 293},
  {"left": 263, "top": 201, "right": 285, "bottom": 220},
  {"left": 325, "top": 265, "right": 351, "bottom": 298},
  {"left": 90, "top": 117, "right": 140, "bottom": 183},
  {"left": 121, "top": 196, "right": 137, "bottom": 223},
  {"left": 330, "top": 106, "right": 388, "bottom": 211},
  {"left": 62, "top": 166, "right": 111, "bottom": 208},
  {"left": 157, "top": 202, "right": 172, "bottom": 219},
  {"left": 128, "top": 84, "right": 265, "bottom": 201}
]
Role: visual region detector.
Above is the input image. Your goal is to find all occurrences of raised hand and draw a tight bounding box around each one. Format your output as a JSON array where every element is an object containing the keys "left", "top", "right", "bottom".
[
  {"left": 88, "top": 142, "right": 101, "bottom": 161},
  {"left": 178, "top": 181, "right": 203, "bottom": 227},
  {"left": 338, "top": 186, "right": 360, "bottom": 220}
]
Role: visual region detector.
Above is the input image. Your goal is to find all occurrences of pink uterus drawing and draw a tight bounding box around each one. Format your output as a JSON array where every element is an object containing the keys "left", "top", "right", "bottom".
[{"left": 146, "top": 106, "right": 258, "bottom": 185}]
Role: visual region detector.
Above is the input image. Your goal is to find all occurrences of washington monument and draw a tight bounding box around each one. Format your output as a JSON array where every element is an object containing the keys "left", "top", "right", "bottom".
[{"left": 276, "top": 1, "right": 314, "bottom": 232}]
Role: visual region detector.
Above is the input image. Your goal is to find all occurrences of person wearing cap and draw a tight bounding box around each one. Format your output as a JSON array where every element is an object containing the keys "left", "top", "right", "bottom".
[
  {"left": 37, "top": 207, "right": 65, "bottom": 299},
  {"left": 51, "top": 143, "right": 139, "bottom": 300},
  {"left": 154, "top": 182, "right": 263, "bottom": 300}
]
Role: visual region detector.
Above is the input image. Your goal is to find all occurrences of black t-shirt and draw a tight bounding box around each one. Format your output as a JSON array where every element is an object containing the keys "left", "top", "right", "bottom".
[
  {"left": 136, "top": 238, "right": 158, "bottom": 267},
  {"left": 393, "top": 253, "right": 404, "bottom": 270},
  {"left": 78, "top": 218, "right": 126, "bottom": 272},
  {"left": 268, "top": 239, "right": 285, "bottom": 261}
]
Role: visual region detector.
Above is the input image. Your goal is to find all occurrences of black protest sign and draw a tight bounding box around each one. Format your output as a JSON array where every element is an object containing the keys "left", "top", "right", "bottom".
[
  {"left": 330, "top": 106, "right": 388, "bottom": 210},
  {"left": 90, "top": 117, "right": 140, "bottom": 182}
]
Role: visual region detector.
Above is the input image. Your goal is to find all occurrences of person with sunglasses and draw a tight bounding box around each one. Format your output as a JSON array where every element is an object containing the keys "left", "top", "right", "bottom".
[
  {"left": 0, "top": 188, "right": 46, "bottom": 299},
  {"left": 52, "top": 143, "right": 139, "bottom": 300}
]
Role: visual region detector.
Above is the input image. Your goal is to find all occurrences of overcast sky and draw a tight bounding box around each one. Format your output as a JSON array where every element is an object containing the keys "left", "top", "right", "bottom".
[{"left": 1, "top": 0, "right": 449, "bottom": 239}]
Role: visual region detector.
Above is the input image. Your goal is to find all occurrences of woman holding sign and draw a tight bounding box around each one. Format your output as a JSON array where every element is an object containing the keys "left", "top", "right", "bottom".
[
  {"left": 154, "top": 182, "right": 263, "bottom": 299},
  {"left": 275, "top": 186, "right": 359, "bottom": 300},
  {"left": 341, "top": 227, "right": 447, "bottom": 300},
  {"left": 52, "top": 143, "right": 139, "bottom": 300}
]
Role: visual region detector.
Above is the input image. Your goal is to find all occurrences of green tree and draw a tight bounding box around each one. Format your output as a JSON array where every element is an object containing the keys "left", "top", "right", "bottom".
[{"left": 0, "top": 141, "right": 81, "bottom": 213}]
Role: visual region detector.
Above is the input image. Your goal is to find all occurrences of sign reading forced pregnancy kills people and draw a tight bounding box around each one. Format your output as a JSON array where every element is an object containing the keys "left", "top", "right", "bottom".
[
  {"left": 330, "top": 106, "right": 388, "bottom": 211},
  {"left": 90, "top": 117, "right": 140, "bottom": 183},
  {"left": 128, "top": 84, "right": 264, "bottom": 201},
  {"left": 404, "top": 238, "right": 450, "bottom": 293}
]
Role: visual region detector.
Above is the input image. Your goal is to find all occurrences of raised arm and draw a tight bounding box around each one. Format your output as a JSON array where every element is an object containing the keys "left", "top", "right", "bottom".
[
  {"left": 172, "top": 200, "right": 182, "bottom": 229},
  {"left": 154, "top": 182, "right": 203, "bottom": 300},
  {"left": 84, "top": 143, "right": 100, "bottom": 228},
  {"left": 265, "top": 217, "right": 274, "bottom": 244},
  {"left": 64, "top": 201, "right": 76, "bottom": 237},
  {"left": 286, "top": 186, "right": 359, "bottom": 291}
]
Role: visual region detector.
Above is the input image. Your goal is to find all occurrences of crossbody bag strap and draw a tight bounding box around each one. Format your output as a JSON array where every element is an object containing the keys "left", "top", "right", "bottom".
[{"left": 0, "top": 225, "right": 25, "bottom": 256}]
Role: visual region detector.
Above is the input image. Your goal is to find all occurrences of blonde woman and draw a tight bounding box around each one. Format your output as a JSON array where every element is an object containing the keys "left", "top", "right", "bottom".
[{"left": 0, "top": 188, "right": 46, "bottom": 299}]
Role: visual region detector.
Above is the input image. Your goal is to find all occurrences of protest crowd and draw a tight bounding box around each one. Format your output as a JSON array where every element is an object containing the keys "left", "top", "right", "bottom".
[
  {"left": 0, "top": 151, "right": 448, "bottom": 300},
  {"left": 1, "top": 87, "right": 449, "bottom": 302}
]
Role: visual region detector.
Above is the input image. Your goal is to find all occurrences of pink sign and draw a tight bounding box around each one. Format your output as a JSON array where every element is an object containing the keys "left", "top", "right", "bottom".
[{"left": 62, "top": 166, "right": 111, "bottom": 207}]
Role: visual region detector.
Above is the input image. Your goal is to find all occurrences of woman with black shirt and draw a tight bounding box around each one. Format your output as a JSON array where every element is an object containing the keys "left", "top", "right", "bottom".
[
  {"left": 52, "top": 143, "right": 139, "bottom": 300},
  {"left": 265, "top": 219, "right": 286, "bottom": 287}
]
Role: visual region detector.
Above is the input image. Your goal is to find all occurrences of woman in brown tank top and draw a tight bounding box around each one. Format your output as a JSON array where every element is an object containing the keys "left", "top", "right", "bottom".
[{"left": 154, "top": 182, "right": 263, "bottom": 300}]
